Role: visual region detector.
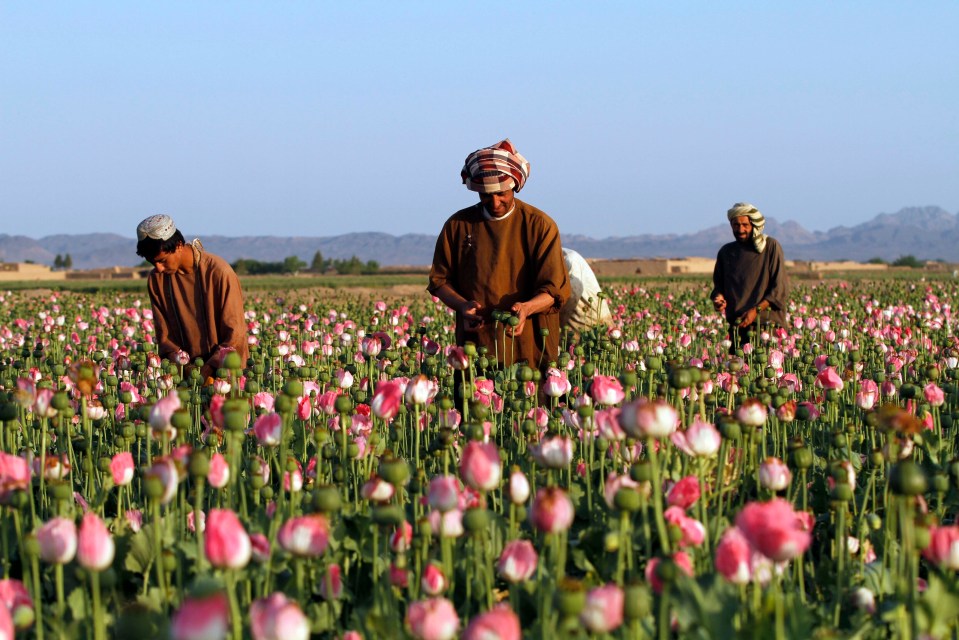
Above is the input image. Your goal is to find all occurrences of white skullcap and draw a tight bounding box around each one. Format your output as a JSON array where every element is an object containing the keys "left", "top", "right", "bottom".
[{"left": 136, "top": 215, "right": 177, "bottom": 242}]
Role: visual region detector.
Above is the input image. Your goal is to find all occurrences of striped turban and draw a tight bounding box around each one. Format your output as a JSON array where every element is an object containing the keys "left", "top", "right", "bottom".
[
  {"left": 461, "top": 139, "right": 530, "bottom": 193},
  {"left": 727, "top": 202, "right": 767, "bottom": 254}
]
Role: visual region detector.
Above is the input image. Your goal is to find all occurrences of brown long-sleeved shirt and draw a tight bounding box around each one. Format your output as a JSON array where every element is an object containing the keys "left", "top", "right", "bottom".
[
  {"left": 428, "top": 199, "right": 571, "bottom": 367},
  {"left": 147, "top": 250, "right": 249, "bottom": 368}
]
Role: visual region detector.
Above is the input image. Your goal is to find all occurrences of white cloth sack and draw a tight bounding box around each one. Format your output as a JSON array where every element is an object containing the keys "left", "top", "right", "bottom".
[{"left": 561, "top": 248, "right": 612, "bottom": 330}]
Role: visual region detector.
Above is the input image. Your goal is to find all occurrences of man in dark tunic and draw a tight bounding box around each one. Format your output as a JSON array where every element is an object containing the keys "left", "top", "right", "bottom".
[
  {"left": 428, "top": 139, "right": 571, "bottom": 368},
  {"left": 135, "top": 214, "right": 249, "bottom": 380},
  {"left": 710, "top": 202, "right": 789, "bottom": 349}
]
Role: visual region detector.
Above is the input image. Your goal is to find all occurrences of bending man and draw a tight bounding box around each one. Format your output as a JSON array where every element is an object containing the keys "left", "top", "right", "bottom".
[{"left": 135, "top": 214, "right": 249, "bottom": 379}]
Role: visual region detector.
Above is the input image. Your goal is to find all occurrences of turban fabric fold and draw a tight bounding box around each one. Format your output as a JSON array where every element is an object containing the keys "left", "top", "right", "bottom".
[
  {"left": 136, "top": 214, "right": 177, "bottom": 242},
  {"left": 727, "top": 202, "right": 767, "bottom": 254},
  {"left": 461, "top": 139, "right": 530, "bottom": 193}
]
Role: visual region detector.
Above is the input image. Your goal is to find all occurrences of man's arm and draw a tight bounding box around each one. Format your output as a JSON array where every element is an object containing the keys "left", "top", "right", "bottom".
[
  {"left": 147, "top": 274, "right": 181, "bottom": 359},
  {"left": 710, "top": 250, "right": 727, "bottom": 315},
  {"left": 432, "top": 283, "right": 485, "bottom": 330}
]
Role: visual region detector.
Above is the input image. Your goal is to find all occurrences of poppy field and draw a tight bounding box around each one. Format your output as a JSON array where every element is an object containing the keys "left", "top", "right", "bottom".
[{"left": 0, "top": 275, "right": 958, "bottom": 639}]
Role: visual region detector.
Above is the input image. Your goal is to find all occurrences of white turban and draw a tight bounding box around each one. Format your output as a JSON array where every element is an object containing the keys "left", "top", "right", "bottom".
[
  {"left": 727, "top": 202, "right": 767, "bottom": 253},
  {"left": 136, "top": 214, "right": 177, "bottom": 242}
]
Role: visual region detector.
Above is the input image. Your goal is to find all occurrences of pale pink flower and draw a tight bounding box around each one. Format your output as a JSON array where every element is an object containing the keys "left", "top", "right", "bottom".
[
  {"left": 580, "top": 583, "right": 625, "bottom": 633},
  {"left": 253, "top": 412, "right": 283, "bottom": 447},
  {"left": 277, "top": 514, "right": 330, "bottom": 557},
  {"left": 758, "top": 457, "right": 792, "bottom": 492},
  {"left": 529, "top": 435, "right": 574, "bottom": 469},
  {"left": 250, "top": 592, "right": 310, "bottom": 640},
  {"left": 406, "top": 598, "right": 459, "bottom": 640},
  {"left": 496, "top": 540, "right": 538, "bottom": 583},
  {"left": 36, "top": 517, "right": 77, "bottom": 564}
]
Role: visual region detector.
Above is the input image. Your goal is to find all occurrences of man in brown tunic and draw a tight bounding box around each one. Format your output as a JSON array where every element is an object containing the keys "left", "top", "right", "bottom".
[
  {"left": 428, "top": 139, "right": 571, "bottom": 368},
  {"left": 710, "top": 202, "right": 789, "bottom": 349},
  {"left": 135, "top": 214, "right": 249, "bottom": 379}
]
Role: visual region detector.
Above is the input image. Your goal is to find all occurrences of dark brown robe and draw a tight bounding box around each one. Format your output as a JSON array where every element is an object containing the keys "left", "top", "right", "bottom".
[
  {"left": 428, "top": 199, "right": 571, "bottom": 368},
  {"left": 711, "top": 236, "right": 789, "bottom": 336},
  {"left": 147, "top": 250, "right": 249, "bottom": 368}
]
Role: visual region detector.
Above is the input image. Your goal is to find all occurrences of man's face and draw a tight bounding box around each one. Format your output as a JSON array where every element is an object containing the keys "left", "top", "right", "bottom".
[
  {"left": 730, "top": 216, "right": 753, "bottom": 244},
  {"left": 150, "top": 247, "right": 184, "bottom": 274},
  {"left": 478, "top": 189, "right": 515, "bottom": 218}
]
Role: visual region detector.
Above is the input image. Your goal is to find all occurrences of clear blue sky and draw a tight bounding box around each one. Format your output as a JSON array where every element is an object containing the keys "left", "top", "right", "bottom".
[{"left": 2, "top": 2, "right": 957, "bottom": 239}]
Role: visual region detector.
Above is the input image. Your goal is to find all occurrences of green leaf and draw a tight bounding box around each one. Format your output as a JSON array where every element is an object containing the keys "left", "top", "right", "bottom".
[
  {"left": 123, "top": 524, "right": 157, "bottom": 574},
  {"left": 67, "top": 586, "right": 87, "bottom": 622}
]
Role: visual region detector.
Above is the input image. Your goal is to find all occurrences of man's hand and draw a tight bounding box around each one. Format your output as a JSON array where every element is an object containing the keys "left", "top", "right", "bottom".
[
  {"left": 738, "top": 307, "right": 758, "bottom": 328},
  {"left": 712, "top": 294, "right": 727, "bottom": 314},
  {"left": 460, "top": 300, "right": 485, "bottom": 330},
  {"left": 507, "top": 302, "right": 531, "bottom": 337}
]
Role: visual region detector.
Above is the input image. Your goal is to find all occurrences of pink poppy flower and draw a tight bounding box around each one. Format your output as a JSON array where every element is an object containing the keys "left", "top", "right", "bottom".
[
  {"left": 171, "top": 591, "right": 229, "bottom": 640},
  {"left": 736, "top": 499, "right": 811, "bottom": 562},
  {"left": 529, "top": 487, "right": 574, "bottom": 534},
  {"left": 76, "top": 512, "right": 115, "bottom": 571},
  {"left": 406, "top": 597, "right": 459, "bottom": 640},
  {"left": 277, "top": 514, "right": 330, "bottom": 557},
  {"left": 110, "top": 451, "right": 134, "bottom": 486},
  {"left": 581, "top": 583, "right": 625, "bottom": 633},
  {"left": 205, "top": 509, "right": 251, "bottom": 569},
  {"left": 250, "top": 592, "right": 309, "bottom": 640},
  {"left": 496, "top": 540, "right": 538, "bottom": 583},
  {"left": 36, "top": 517, "right": 77, "bottom": 564},
  {"left": 462, "top": 605, "right": 520, "bottom": 640},
  {"left": 590, "top": 375, "right": 625, "bottom": 405},
  {"left": 460, "top": 441, "right": 502, "bottom": 492}
]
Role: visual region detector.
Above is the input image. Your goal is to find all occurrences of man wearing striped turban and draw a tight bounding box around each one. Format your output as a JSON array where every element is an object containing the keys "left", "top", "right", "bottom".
[
  {"left": 710, "top": 202, "right": 789, "bottom": 349},
  {"left": 429, "top": 139, "right": 571, "bottom": 368}
]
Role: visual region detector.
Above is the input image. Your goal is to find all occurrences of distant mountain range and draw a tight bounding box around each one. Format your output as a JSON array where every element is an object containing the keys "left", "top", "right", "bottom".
[{"left": 1, "top": 206, "right": 955, "bottom": 270}]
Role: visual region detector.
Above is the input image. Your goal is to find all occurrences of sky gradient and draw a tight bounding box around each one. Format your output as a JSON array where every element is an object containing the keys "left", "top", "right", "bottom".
[{"left": 2, "top": 2, "right": 957, "bottom": 240}]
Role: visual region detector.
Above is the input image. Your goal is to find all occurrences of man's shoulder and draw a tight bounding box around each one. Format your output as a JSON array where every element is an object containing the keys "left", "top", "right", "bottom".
[
  {"left": 447, "top": 204, "right": 483, "bottom": 223},
  {"left": 514, "top": 199, "right": 559, "bottom": 229},
  {"left": 200, "top": 251, "right": 238, "bottom": 275}
]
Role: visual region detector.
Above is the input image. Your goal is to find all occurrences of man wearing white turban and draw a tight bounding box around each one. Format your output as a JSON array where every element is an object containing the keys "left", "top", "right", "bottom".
[
  {"left": 710, "top": 202, "right": 789, "bottom": 348},
  {"left": 429, "top": 139, "right": 571, "bottom": 369},
  {"left": 135, "top": 214, "right": 249, "bottom": 380}
]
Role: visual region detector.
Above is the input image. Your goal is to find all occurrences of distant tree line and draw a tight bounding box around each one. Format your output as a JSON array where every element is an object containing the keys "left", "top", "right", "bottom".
[
  {"left": 866, "top": 255, "right": 931, "bottom": 268},
  {"left": 53, "top": 254, "right": 73, "bottom": 270},
  {"left": 231, "top": 251, "right": 379, "bottom": 276}
]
